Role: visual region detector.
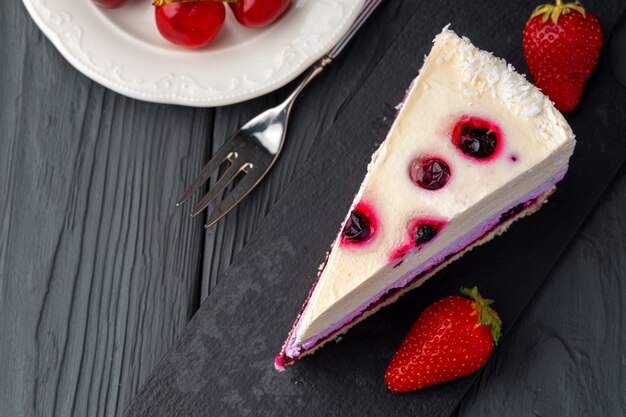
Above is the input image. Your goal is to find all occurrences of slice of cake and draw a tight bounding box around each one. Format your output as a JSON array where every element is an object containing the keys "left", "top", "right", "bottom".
[{"left": 275, "top": 26, "right": 575, "bottom": 370}]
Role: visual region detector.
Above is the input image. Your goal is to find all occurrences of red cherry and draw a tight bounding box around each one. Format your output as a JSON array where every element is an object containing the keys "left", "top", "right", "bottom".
[
  {"left": 229, "top": 0, "right": 291, "bottom": 28},
  {"left": 155, "top": 1, "right": 225, "bottom": 49},
  {"left": 452, "top": 116, "right": 503, "bottom": 161},
  {"left": 93, "top": 0, "right": 126, "bottom": 8},
  {"left": 409, "top": 157, "right": 451, "bottom": 190}
]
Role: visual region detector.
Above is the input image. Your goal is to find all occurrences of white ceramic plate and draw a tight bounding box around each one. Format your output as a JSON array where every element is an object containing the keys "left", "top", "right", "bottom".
[{"left": 22, "top": 0, "right": 364, "bottom": 107}]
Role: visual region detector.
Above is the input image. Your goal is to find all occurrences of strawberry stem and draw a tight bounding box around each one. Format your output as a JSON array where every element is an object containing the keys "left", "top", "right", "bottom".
[
  {"left": 460, "top": 287, "right": 502, "bottom": 344},
  {"left": 529, "top": 0, "right": 586, "bottom": 24}
]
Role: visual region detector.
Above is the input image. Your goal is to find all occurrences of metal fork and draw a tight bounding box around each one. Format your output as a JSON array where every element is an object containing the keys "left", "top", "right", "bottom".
[{"left": 177, "top": 0, "right": 383, "bottom": 229}]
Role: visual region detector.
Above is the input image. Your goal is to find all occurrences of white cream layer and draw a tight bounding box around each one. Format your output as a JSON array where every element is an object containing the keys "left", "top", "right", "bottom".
[{"left": 292, "top": 27, "right": 575, "bottom": 348}]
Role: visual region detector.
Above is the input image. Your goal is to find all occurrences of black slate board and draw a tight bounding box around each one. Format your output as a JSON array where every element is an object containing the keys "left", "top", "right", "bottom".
[{"left": 124, "top": 1, "right": 626, "bottom": 416}]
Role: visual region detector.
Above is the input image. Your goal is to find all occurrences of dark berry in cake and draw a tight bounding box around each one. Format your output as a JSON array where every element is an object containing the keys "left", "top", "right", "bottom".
[
  {"left": 413, "top": 223, "right": 439, "bottom": 246},
  {"left": 460, "top": 127, "right": 496, "bottom": 158},
  {"left": 452, "top": 116, "right": 502, "bottom": 160},
  {"left": 342, "top": 210, "right": 371, "bottom": 242},
  {"left": 410, "top": 157, "right": 451, "bottom": 190},
  {"left": 500, "top": 203, "right": 526, "bottom": 221},
  {"left": 389, "top": 219, "right": 446, "bottom": 261}
]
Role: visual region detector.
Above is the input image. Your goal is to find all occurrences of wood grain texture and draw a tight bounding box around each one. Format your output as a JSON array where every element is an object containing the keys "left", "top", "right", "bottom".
[
  {"left": 200, "top": 0, "right": 421, "bottom": 299},
  {"left": 0, "top": 3, "right": 210, "bottom": 416},
  {"left": 3, "top": 0, "right": 626, "bottom": 416},
  {"left": 456, "top": 165, "right": 626, "bottom": 417}
]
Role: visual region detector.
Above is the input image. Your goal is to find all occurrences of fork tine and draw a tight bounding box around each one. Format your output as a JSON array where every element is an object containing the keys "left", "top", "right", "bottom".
[
  {"left": 190, "top": 161, "right": 251, "bottom": 217},
  {"left": 176, "top": 139, "right": 241, "bottom": 207},
  {"left": 205, "top": 164, "right": 264, "bottom": 229}
]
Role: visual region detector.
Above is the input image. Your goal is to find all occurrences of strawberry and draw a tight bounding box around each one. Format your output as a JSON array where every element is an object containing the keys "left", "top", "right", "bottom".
[
  {"left": 523, "top": 0, "right": 602, "bottom": 112},
  {"left": 384, "top": 287, "right": 501, "bottom": 393}
]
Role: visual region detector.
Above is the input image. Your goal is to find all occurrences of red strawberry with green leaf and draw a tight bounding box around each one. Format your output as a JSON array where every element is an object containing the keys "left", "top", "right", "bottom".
[
  {"left": 384, "top": 287, "right": 502, "bottom": 393},
  {"left": 523, "top": 0, "right": 602, "bottom": 112}
]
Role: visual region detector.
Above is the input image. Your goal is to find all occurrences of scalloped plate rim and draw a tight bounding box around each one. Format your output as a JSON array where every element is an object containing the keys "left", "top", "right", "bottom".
[{"left": 21, "top": 0, "right": 365, "bottom": 107}]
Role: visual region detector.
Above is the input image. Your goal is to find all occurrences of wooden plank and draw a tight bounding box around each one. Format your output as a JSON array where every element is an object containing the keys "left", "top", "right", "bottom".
[
  {"left": 200, "top": 0, "right": 420, "bottom": 299},
  {"left": 4, "top": 0, "right": 625, "bottom": 416},
  {"left": 0, "top": 3, "right": 210, "bottom": 416}
]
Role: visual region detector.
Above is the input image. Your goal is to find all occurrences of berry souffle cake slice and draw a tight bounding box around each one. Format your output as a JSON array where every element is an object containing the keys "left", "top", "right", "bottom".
[{"left": 276, "top": 26, "right": 575, "bottom": 370}]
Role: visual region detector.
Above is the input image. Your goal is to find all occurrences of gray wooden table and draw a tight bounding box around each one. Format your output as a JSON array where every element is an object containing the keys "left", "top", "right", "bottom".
[{"left": 1, "top": 1, "right": 624, "bottom": 416}]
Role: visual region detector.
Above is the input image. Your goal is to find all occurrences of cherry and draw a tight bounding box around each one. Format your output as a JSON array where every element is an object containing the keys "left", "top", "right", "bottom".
[
  {"left": 452, "top": 116, "right": 502, "bottom": 160},
  {"left": 93, "top": 0, "right": 126, "bottom": 8},
  {"left": 413, "top": 223, "right": 441, "bottom": 247},
  {"left": 341, "top": 202, "right": 377, "bottom": 246},
  {"left": 342, "top": 210, "right": 372, "bottom": 243},
  {"left": 155, "top": 1, "right": 225, "bottom": 49},
  {"left": 409, "top": 157, "right": 451, "bottom": 190},
  {"left": 389, "top": 219, "right": 446, "bottom": 261},
  {"left": 459, "top": 127, "right": 496, "bottom": 158},
  {"left": 229, "top": 0, "right": 291, "bottom": 28}
]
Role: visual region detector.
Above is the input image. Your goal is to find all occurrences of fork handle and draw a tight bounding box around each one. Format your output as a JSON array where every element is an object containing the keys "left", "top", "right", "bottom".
[
  {"left": 281, "top": 58, "right": 331, "bottom": 111},
  {"left": 328, "top": 0, "right": 383, "bottom": 59},
  {"left": 281, "top": 0, "right": 382, "bottom": 111}
]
